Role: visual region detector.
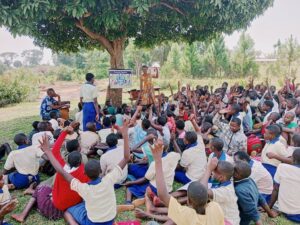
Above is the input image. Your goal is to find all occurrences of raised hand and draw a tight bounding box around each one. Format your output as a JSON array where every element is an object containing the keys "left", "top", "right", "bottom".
[
  {"left": 150, "top": 139, "right": 164, "bottom": 161},
  {"left": 119, "top": 119, "right": 129, "bottom": 134},
  {"left": 189, "top": 113, "right": 196, "bottom": 121},
  {"left": 38, "top": 134, "right": 51, "bottom": 154},
  {"left": 64, "top": 126, "right": 74, "bottom": 134}
]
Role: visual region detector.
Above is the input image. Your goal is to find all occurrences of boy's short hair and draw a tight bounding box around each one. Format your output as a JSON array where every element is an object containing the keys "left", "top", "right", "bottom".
[
  {"left": 85, "top": 159, "right": 101, "bottom": 180},
  {"left": 110, "top": 115, "right": 116, "bottom": 124},
  {"left": 266, "top": 124, "right": 281, "bottom": 137},
  {"left": 49, "top": 111, "right": 57, "bottom": 119},
  {"left": 86, "top": 122, "right": 96, "bottom": 131},
  {"left": 187, "top": 181, "right": 208, "bottom": 211},
  {"left": 147, "top": 128, "right": 158, "bottom": 137},
  {"left": 292, "top": 148, "right": 300, "bottom": 164},
  {"left": 269, "top": 112, "right": 281, "bottom": 121},
  {"left": 102, "top": 117, "right": 111, "bottom": 128},
  {"left": 185, "top": 131, "right": 198, "bottom": 145},
  {"left": 234, "top": 151, "right": 251, "bottom": 163},
  {"left": 106, "top": 133, "right": 118, "bottom": 147},
  {"left": 37, "top": 122, "right": 48, "bottom": 132},
  {"left": 292, "top": 134, "right": 300, "bottom": 147},
  {"left": 263, "top": 100, "right": 274, "bottom": 109},
  {"left": 231, "top": 103, "right": 241, "bottom": 113},
  {"left": 201, "top": 122, "right": 212, "bottom": 133},
  {"left": 231, "top": 117, "right": 241, "bottom": 126},
  {"left": 86, "top": 73, "right": 94, "bottom": 82},
  {"left": 66, "top": 139, "right": 80, "bottom": 153},
  {"left": 68, "top": 151, "right": 82, "bottom": 168},
  {"left": 32, "top": 121, "right": 39, "bottom": 130},
  {"left": 53, "top": 129, "right": 62, "bottom": 139},
  {"left": 287, "top": 98, "right": 298, "bottom": 107},
  {"left": 234, "top": 161, "right": 251, "bottom": 179},
  {"left": 14, "top": 133, "right": 27, "bottom": 146},
  {"left": 217, "top": 161, "right": 234, "bottom": 180},
  {"left": 142, "top": 119, "right": 151, "bottom": 130},
  {"left": 210, "top": 137, "right": 224, "bottom": 152},
  {"left": 176, "top": 120, "right": 185, "bottom": 130},
  {"left": 157, "top": 116, "right": 167, "bottom": 126}
]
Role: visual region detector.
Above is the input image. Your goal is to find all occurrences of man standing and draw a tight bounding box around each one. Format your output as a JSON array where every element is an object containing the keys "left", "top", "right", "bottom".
[
  {"left": 80, "top": 73, "right": 99, "bottom": 131},
  {"left": 40, "top": 88, "right": 68, "bottom": 120}
]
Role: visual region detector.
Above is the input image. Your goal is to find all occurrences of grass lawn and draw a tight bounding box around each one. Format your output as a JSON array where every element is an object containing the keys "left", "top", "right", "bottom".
[{"left": 0, "top": 103, "right": 297, "bottom": 225}]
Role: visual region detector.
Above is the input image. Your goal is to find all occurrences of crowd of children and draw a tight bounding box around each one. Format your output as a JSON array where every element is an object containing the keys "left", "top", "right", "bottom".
[{"left": 0, "top": 76, "right": 300, "bottom": 225}]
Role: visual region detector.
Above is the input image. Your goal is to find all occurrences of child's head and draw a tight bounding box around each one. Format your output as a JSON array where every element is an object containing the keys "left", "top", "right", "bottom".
[
  {"left": 32, "top": 121, "right": 39, "bottom": 130},
  {"left": 184, "top": 131, "right": 197, "bottom": 145},
  {"left": 292, "top": 148, "right": 300, "bottom": 165},
  {"left": 67, "top": 151, "right": 82, "bottom": 168},
  {"left": 49, "top": 111, "right": 58, "bottom": 120},
  {"left": 86, "top": 73, "right": 95, "bottom": 83},
  {"left": 264, "top": 124, "right": 281, "bottom": 141},
  {"left": 37, "top": 122, "right": 48, "bottom": 132},
  {"left": 141, "top": 119, "right": 151, "bottom": 130},
  {"left": 110, "top": 115, "right": 116, "bottom": 125},
  {"left": 262, "top": 100, "right": 274, "bottom": 112},
  {"left": 53, "top": 129, "right": 62, "bottom": 139},
  {"left": 187, "top": 181, "right": 208, "bottom": 214},
  {"left": 147, "top": 129, "right": 158, "bottom": 145},
  {"left": 209, "top": 137, "right": 224, "bottom": 153},
  {"left": 292, "top": 134, "right": 300, "bottom": 147},
  {"left": 106, "top": 133, "right": 118, "bottom": 148},
  {"left": 86, "top": 122, "right": 96, "bottom": 132},
  {"left": 116, "top": 107, "right": 122, "bottom": 115},
  {"left": 233, "top": 161, "right": 251, "bottom": 181},
  {"left": 157, "top": 116, "right": 167, "bottom": 126},
  {"left": 66, "top": 139, "right": 80, "bottom": 153},
  {"left": 283, "top": 112, "right": 295, "bottom": 125},
  {"left": 201, "top": 122, "right": 212, "bottom": 133},
  {"left": 14, "top": 133, "right": 28, "bottom": 146},
  {"left": 267, "top": 112, "right": 281, "bottom": 123},
  {"left": 286, "top": 98, "right": 298, "bottom": 110},
  {"left": 85, "top": 159, "right": 101, "bottom": 180},
  {"left": 212, "top": 161, "right": 234, "bottom": 183},
  {"left": 229, "top": 118, "right": 241, "bottom": 133},
  {"left": 176, "top": 120, "right": 185, "bottom": 132},
  {"left": 102, "top": 117, "right": 111, "bottom": 128},
  {"left": 228, "top": 103, "right": 241, "bottom": 116},
  {"left": 233, "top": 151, "right": 251, "bottom": 163}
]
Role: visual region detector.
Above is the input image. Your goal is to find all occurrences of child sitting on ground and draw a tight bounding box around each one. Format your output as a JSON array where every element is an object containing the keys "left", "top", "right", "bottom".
[
  {"left": 49, "top": 111, "right": 59, "bottom": 131},
  {"left": 28, "top": 121, "right": 39, "bottom": 144},
  {"left": 174, "top": 131, "right": 207, "bottom": 185},
  {"left": 135, "top": 139, "right": 225, "bottom": 225},
  {"left": 39, "top": 120, "right": 131, "bottom": 225},
  {"left": 3, "top": 133, "right": 47, "bottom": 190},
  {"left": 201, "top": 159, "right": 240, "bottom": 225},
  {"left": 79, "top": 122, "right": 100, "bottom": 155},
  {"left": 11, "top": 126, "right": 90, "bottom": 222},
  {"left": 31, "top": 121, "right": 55, "bottom": 146},
  {"left": 207, "top": 137, "right": 233, "bottom": 163},
  {"left": 233, "top": 161, "right": 276, "bottom": 225}
]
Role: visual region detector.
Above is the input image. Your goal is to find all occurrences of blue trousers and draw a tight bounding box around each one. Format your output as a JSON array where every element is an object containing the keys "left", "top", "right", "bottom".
[
  {"left": 83, "top": 102, "right": 96, "bottom": 131},
  {"left": 8, "top": 172, "right": 40, "bottom": 189},
  {"left": 128, "top": 164, "right": 148, "bottom": 180},
  {"left": 175, "top": 170, "right": 191, "bottom": 185}
]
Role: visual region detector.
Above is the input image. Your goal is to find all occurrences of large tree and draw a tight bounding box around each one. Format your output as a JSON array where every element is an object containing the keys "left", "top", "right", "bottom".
[{"left": 0, "top": 0, "right": 273, "bottom": 105}]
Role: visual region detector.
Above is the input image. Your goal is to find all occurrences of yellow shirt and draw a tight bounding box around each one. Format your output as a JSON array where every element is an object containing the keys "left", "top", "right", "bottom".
[
  {"left": 145, "top": 152, "right": 180, "bottom": 193},
  {"left": 4, "top": 146, "right": 44, "bottom": 175},
  {"left": 80, "top": 83, "right": 98, "bottom": 103},
  {"left": 71, "top": 166, "right": 123, "bottom": 222},
  {"left": 261, "top": 141, "right": 288, "bottom": 167},
  {"left": 168, "top": 197, "right": 225, "bottom": 225}
]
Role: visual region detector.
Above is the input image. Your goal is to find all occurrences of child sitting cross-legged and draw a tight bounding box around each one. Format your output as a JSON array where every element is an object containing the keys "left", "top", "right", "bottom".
[
  {"left": 38, "top": 120, "right": 131, "bottom": 225},
  {"left": 233, "top": 161, "right": 277, "bottom": 225},
  {"left": 136, "top": 139, "right": 225, "bottom": 225},
  {"left": 3, "top": 133, "right": 47, "bottom": 190}
]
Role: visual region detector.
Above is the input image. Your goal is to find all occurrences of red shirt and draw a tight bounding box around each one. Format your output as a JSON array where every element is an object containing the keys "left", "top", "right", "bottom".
[{"left": 51, "top": 131, "right": 90, "bottom": 211}]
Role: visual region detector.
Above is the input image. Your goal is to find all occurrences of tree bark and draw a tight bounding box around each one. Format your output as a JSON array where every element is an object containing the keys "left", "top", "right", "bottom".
[{"left": 106, "top": 38, "right": 126, "bottom": 107}]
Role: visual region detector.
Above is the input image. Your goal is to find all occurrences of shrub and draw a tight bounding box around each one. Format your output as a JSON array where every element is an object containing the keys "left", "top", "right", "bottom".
[{"left": 0, "top": 80, "right": 30, "bottom": 107}]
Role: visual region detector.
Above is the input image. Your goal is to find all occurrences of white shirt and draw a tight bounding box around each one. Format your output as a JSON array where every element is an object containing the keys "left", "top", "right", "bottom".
[
  {"left": 261, "top": 140, "right": 288, "bottom": 167},
  {"left": 98, "top": 128, "right": 113, "bottom": 143},
  {"left": 71, "top": 166, "right": 123, "bottom": 222},
  {"left": 79, "top": 131, "right": 100, "bottom": 154},
  {"left": 80, "top": 83, "right": 98, "bottom": 103},
  {"left": 158, "top": 125, "right": 171, "bottom": 148},
  {"left": 250, "top": 159, "right": 273, "bottom": 195},
  {"left": 32, "top": 131, "right": 55, "bottom": 146},
  {"left": 75, "top": 111, "right": 83, "bottom": 131},
  {"left": 274, "top": 163, "right": 300, "bottom": 214}
]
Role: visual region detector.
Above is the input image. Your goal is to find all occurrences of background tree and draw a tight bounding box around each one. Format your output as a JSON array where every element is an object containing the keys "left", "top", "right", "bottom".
[
  {"left": 21, "top": 49, "right": 43, "bottom": 66},
  {"left": 0, "top": 0, "right": 273, "bottom": 105},
  {"left": 231, "top": 32, "right": 258, "bottom": 77},
  {"left": 0, "top": 52, "right": 18, "bottom": 67},
  {"left": 13, "top": 60, "right": 22, "bottom": 68}
]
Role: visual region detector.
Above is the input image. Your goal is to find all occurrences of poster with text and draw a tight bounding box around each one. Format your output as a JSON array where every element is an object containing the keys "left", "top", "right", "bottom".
[{"left": 109, "top": 69, "right": 132, "bottom": 89}]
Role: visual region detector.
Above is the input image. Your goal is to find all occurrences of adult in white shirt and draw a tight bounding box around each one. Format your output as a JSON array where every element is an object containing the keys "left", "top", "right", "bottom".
[{"left": 80, "top": 73, "right": 99, "bottom": 131}]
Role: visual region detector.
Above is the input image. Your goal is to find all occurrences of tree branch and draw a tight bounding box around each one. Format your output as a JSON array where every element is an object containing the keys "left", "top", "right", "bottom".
[
  {"left": 75, "top": 18, "right": 114, "bottom": 55},
  {"left": 158, "top": 2, "right": 186, "bottom": 16}
]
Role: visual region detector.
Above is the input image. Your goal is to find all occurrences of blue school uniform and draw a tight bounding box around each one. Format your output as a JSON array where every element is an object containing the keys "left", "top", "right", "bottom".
[
  {"left": 262, "top": 136, "right": 281, "bottom": 179},
  {"left": 174, "top": 142, "right": 198, "bottom": 185},
  {"left": 234, "top": 178, "right": 266, "bottom": 225},
  {"left": 128, "top": 183, "right": 157, "bottom": 199},
  {"left": 83, "top": 102, "right": 97, "bottom": 131},
  {"left": 68, "top": 178, "right": 114, "bottom": 225},
  {"left": 8, "top": 172, "right": 39, "bottom": 189}
]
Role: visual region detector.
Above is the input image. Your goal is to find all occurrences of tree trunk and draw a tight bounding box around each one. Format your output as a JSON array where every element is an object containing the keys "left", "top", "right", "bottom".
[{"left": 106, "top": 39, "right": 125, "bottom": 107}]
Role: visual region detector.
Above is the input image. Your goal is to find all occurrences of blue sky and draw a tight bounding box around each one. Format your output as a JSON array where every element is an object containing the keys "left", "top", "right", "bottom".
[{"left": 0, "top": 0, "right": 299, "bottom": 62}]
